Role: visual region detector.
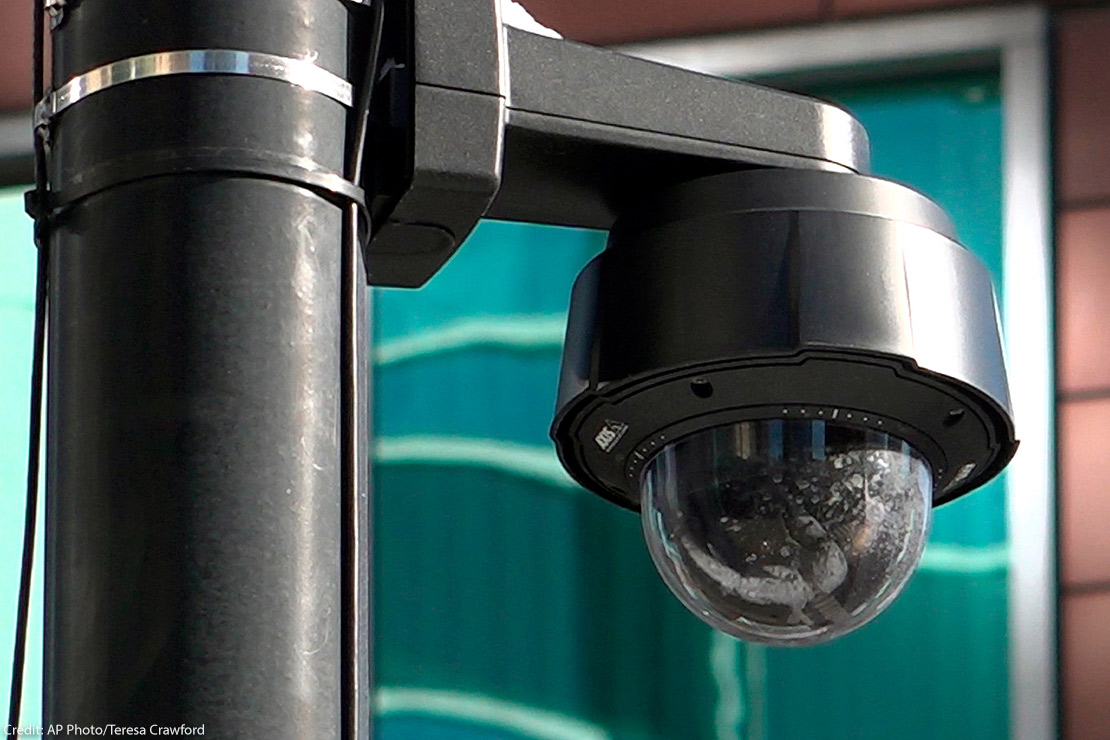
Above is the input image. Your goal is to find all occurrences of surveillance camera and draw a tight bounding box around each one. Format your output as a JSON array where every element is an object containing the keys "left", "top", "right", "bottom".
[
  {"left": 38, "top": 0, "right": 1020, "bottom": 717},
  {"left": 551, "top": 168, "right": 1018, "bottom": 645}
]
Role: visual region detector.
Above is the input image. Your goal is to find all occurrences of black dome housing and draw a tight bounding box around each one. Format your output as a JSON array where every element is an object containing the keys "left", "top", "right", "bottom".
[{"left": 551, "top": 168, "right": 1018, "bottom": 510}]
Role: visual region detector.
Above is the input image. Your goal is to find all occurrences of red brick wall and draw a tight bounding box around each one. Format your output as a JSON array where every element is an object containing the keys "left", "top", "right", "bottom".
[
  {"left": 1056, "top": 8, "right": 1110, "bottom": 740},
  {"left": 0, "top": 3, "right": 33, "bottom": 111},
  {"left": 523, "top": 0, "right": 1096, "bottom": 44}
]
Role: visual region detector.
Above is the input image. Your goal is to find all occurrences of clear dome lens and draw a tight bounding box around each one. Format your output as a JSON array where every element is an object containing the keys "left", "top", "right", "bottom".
[{"left": 641, "top": 419, "right": 932, "bottom": 646}]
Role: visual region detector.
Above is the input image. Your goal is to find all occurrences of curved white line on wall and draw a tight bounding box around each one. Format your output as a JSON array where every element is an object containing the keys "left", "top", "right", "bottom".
[
  {"left": 710, "top": 632, "right": 744, "bottom": 740},
  {"left": 375, "top": 314, "right": 568, "bottom": 366},
  {"left": 376, "top": 687, "right": 611, "bottom": 740},
  {"left": 919, "top": 542, "right": 1009, "bottom": 574},
  {"left": 375, "top": 435, "right": 580, "bottom": 491}
]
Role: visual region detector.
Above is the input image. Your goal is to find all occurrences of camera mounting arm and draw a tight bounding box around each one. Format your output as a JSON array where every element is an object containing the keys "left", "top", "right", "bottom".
[{"left": 366, "top": 0, "right": 870, "bottom": 286}]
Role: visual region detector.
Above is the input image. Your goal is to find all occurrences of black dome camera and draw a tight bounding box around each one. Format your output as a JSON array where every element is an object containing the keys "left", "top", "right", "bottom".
[{"left": 551, "top": 168, "right": 1017, "bottom": 645}]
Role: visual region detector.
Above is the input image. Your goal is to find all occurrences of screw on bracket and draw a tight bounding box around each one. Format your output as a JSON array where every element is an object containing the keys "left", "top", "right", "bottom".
[
  {"left": 45, "top": 0, "right": 67, "bottom": 29},
  {"left": 33, "top": 97, "right": 53, "bottom": 146}
]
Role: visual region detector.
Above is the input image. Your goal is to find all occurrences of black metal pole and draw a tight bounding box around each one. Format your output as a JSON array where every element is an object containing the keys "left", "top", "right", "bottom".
[
  {"left": 43, "top": 1, "right": 361, "bottom": 734},
  {"left": 46, "top": 176, "right": 345, "bottom": 735}
]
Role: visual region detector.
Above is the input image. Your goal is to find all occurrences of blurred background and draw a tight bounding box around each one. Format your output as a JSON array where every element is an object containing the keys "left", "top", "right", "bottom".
[{"left": 1, "top": 1, "right": 1107, "bottom": 739}]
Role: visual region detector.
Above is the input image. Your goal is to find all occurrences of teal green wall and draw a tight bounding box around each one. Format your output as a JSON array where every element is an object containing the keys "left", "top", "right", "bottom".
[{"left": 0, "top": 186, "right": 44, "bottom": 725}]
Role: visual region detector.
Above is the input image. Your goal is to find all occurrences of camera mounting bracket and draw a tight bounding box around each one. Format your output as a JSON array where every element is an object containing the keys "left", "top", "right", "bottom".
[{"left": 366, "top": 0, "right": 870, "bottom": 286}]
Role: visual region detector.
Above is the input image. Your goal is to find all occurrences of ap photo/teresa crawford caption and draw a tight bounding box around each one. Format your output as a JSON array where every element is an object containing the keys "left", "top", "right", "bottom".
[{"left": 7, "top": 726, "right": 205, "bottom": 736}]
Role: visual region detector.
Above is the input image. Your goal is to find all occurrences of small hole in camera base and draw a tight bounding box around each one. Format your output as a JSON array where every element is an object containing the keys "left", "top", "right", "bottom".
[
  {"left": 690, "top": 379, "right": 714, "bottom": 399},
  {"left": 944, "top": 409, "right": 965, "bottom": 427}
]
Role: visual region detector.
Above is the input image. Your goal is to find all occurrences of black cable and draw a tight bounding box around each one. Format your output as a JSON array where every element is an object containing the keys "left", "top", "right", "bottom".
[
  {"left": 10, "top": 237, "right": 47, "bottom": 731},
  {"left": 341, "top": 2, "right": 385, "bottom": 739},
  {"left": 348, "top": 0, "right": 386, "bottom": 184},
  {"left": 10, "top": 0, "right": 49, "bottom": 730}
]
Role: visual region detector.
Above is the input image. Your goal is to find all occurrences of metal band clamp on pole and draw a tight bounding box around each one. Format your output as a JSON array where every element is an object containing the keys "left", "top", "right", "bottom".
[{"left": 36, "top": 49, "right": 355, "bottom": 129}]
